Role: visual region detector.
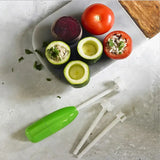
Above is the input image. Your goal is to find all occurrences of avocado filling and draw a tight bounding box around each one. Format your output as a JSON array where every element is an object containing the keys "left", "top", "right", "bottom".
[
  {"left": 82, "top": 41, "right": 98, "bottom": 56},
  {"left": 107, "top": 34, "right": 127, "bottom": 54},
  {"left": 69, "top": 64, "right": 85, "bottom": 80},
  {"left": 47, "top": 45, "right": 69, "bottom": 61}
]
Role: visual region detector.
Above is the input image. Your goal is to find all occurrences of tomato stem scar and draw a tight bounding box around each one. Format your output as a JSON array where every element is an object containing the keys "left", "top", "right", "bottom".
[{"left": 95, "top": 15, "right": 101, "bottom": 21}]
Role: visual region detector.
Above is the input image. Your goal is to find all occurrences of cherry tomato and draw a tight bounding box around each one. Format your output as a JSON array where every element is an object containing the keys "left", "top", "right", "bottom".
[
  {"left": 81, "top": 3, "right": 114, "bottom": 35},
  {"left": 103, "top": 31, "right": 132, "bottom": 59}
]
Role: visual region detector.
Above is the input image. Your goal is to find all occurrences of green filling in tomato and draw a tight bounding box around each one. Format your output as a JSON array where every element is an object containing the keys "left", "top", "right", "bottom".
[{"left": 107, "top": 34, "right": 127, "bottom": 54}]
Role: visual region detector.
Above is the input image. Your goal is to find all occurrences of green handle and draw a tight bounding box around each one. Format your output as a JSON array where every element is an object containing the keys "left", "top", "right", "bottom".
[{"left": 25, "top": 106, "right": 78, "bottom": 143}]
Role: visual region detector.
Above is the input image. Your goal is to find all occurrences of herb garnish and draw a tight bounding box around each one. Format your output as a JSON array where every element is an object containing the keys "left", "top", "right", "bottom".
[
  {"left": 108, "top": 34, "right": 127, "bottom": 55},
  {"left": 46, "top": 78, "right": 52, "bottom": 81},
  {"left": 118, "top": 41, "right": 125, "bottom": 51},
  {"left": 35, "top": 49, "right": 43, "bottom": 57},
  {"left": 11, "top": 68, "right": 14, "bottom": 72},
  {"left": 25, "top": 49, "right": 33, "bottom": 55},
  {"left": 57, "top": 96, "right": 61, "bottom": 99},
  {"left": 42, "top": 41, "right": 49, "bottom": 48},
  {"left": 2, "top": 82, "right": 4, "bottom": 85},
  {"left": 108, "top": 39, "right": 114, "bottom": 47},
  {"left": 33, "top": 61, "right": 43, "bottom": 71},
  {"left": 18, "top": 57, "right": 24, "bottom": 63},
  {"left": 47, "top": 47, "right": 60, "bottom": 59}
]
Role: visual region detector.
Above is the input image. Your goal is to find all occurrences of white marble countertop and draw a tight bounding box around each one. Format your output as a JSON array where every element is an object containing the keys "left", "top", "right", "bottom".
[{"left": 0, "top": 1, "right": 160, "bottom": 160}]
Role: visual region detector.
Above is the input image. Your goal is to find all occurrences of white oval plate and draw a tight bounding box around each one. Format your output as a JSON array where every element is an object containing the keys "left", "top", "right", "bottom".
[{"left": 32, "top": 0, "right": 146, "bottom": 79}]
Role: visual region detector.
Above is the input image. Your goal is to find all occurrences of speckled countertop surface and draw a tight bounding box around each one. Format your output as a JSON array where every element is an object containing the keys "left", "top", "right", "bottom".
[{"left": 0, "top": 1, "right": 160, "bottom": 160}]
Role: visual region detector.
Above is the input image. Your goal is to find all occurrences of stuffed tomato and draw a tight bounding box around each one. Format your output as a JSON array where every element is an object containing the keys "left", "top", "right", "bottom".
[{"left": 103, "top": 31, "right": 132, "bottom": 59}]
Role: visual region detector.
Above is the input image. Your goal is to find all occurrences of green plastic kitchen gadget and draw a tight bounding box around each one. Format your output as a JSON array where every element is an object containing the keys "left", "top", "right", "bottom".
[
  {"left": 25, "top": 106, "right": 78, "bottom": 143},
  {"left": 25, "top": 84, "right": 119, "bottom": 143}
]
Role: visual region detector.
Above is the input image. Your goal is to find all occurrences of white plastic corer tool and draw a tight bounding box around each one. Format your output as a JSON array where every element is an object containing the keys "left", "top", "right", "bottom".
[
  {"left": 25, "top": 81, "right": 122, "bottom": 143},
  {"left": 73, "top": 101, "right": 114, "bottom": 155},
  {"left": 74, "top": 112, "right": 127, "bottom": 158}
]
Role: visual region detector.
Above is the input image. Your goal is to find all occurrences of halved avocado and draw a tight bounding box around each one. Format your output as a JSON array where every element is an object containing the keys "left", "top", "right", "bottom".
[
  {"left": 77, "top": 37, "right": 103, "bottom": 64},
  {"left": 45, "top": 41, "right": 71, "bottom": 67},
  {"left": 64, "top": 60, "right": 90, "bottom": 87}
]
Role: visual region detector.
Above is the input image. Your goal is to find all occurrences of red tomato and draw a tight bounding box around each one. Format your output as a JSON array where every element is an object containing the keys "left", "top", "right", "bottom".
[
  {"left": 81, "top": 3, "right": 114, "bottom": 35},
  {"left": 103, "top": 31, "right": 132, "bottom": 59}
]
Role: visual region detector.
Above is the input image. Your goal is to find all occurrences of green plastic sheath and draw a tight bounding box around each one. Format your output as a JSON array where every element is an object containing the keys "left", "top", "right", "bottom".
[{"left": 25, "top": 106, "right": 78, "bottom": 143}]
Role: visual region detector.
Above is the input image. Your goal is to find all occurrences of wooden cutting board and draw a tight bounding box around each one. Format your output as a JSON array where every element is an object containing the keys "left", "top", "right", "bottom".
[{"left": 119, "top": 0, "right": 160, "bottom": 38}]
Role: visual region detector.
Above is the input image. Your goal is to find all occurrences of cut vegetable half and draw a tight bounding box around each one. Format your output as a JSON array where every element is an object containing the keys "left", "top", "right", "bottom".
[
  {"left": 64, "top": 60, "right": 90, "bottom": 87},
  {"left": 103, "top": 30, "right": 132, "bottom": 59},
  {"left": 77, "top": 37, "right": 103, "bottom": 64},
  {"left": 45, "top": 41, "right": 71, "bottom": 67},
  {"left": 51, "top": 16, "right": 82, "bottom": 44}
]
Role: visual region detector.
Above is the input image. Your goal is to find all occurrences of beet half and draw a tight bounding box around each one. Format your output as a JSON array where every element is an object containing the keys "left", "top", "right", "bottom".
[{"left": 51, "top": 16, "right": 82, "bottom": 44}]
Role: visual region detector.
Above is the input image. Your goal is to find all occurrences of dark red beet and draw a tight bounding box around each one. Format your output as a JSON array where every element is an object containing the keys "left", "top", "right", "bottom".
[{"left": 52, "top": 16, "right": 82, "bottom": 44}]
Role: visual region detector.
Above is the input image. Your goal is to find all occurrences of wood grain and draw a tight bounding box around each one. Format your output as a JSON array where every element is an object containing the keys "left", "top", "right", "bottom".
[{"left": 119, "top": 0, "right": 160, "bottom": 38}]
